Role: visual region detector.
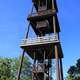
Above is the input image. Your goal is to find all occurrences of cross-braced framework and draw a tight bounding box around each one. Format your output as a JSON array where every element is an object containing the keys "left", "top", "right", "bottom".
[{"left": 17, "top": 0, "right": 64, "bottom": 80}]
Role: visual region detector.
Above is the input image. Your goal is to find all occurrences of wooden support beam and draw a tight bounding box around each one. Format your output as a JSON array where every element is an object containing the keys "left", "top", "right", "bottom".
[
  {"left": 60, "top": 58, "right": 64, "bottom": 80},
  {"left": 17, "top": 23, "right": 30, "bottom": 80},
  {"left": 16, "top": 51, "right": 25, "bottom": 80},
  {"left": 54, "top": 45, "right": 60, "bottom": 80},
  {"left": 52, "top": 0, "right": 60, "bottom": 79},
  {"left": 44, "top": 50, "right": 46, "bottom": 80},
  {"left": 48, "top": 59, "right": 50, "bottom": 80},
  {"left": 52, "top": 15, "right": 60, "bottom": 80}
]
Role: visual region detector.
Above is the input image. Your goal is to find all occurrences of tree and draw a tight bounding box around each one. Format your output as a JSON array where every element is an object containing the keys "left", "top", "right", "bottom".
[
  {"left": 66, "top": 75, "right": 73, "bottom": 80},
  {"left": 0, "top": 56, "right": 32, "bottom": 80},
  {"left": 66, "top": 58, "right": 80, "bottom": 80},
  {"left": 0, "top": 58, "right": 12, "bottom": 80}
]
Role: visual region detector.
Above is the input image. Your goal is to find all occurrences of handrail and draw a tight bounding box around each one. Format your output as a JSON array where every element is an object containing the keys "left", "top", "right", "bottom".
[
  {"left": 20, "top": 34, "right": 59, "bottom": 46},
  {"left": 28, "top": 9, "right": 56, "bottom": 17}
]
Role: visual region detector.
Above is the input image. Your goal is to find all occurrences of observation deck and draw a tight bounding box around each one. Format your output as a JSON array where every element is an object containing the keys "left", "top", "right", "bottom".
[
  {"left": 28, "top": 9, "right": 56, "bottom": 19},
  {"left": 20, "top": 34, "right": 63, "bottom": 59},
  {"left": 28, "top": 14, "right": 60, "bottom": 35}
]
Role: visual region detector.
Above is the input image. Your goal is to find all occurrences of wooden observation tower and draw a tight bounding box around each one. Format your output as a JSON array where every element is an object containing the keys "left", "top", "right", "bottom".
[{"left": 17, "top": 0, "right": 64, "bottom": 80}]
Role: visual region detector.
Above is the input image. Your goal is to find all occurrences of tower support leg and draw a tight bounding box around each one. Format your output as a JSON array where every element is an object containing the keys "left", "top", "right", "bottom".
[
  {"left": 54, "top": 45, "right": 60, "bottom": 80},
  {"left": 16, "top": 51, "right": 25, "bottom": 80},
  {"left": 16, "top": 22, "right": 30, "bottom": 80},
  {"left": 60, "top": 58, "right": 64, "bottom": 80}
]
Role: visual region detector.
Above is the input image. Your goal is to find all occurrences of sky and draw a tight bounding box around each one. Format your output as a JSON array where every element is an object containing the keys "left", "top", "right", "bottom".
[{"left": 0, "top": 0, "right": 80, "bottom": 78}]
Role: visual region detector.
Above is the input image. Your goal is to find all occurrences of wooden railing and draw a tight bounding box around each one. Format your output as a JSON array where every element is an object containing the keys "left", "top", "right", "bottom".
[
  {"left": 28, "top": 9, "right": 56, "bottom": 17},
  {"left": 20, "top": 33, "right": 59, "bottom": 47}
]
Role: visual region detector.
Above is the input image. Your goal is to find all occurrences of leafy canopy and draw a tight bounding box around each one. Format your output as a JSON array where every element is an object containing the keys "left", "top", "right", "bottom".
[
  {"left": 0, "top": 56, "right": 32, "bottom": 80},
  {"left": 66, "top": 58, "right": 80, "bottom": 80}
]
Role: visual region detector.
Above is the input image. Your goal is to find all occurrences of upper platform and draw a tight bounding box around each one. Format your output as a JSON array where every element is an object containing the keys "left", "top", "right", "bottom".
[
  {"left": 32, "top": 0, "right": 58, "bottom": 12},
  {"left": 28, "top": 14, "right": 60, "bottom": 36},
  {"left": 20, "top": 34, "right": 63, "bottom": 59}
]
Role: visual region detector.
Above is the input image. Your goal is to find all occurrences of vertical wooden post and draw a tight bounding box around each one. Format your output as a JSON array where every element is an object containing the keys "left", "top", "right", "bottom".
[
  {"left": 52, "top": 0, "right": 60, "bottom": 80},
  {"left": 60, "top": 58, "right": 64, "bottom": 80},
  {"left": 32, "top": 51, "right": 36, "bottom": 80},
  {"left": 34, "top": 51, "right": 36, "bottom": 64},
  {"left": 51, "top": 59, "right": 52, "bottom": 80},
  {"left": 48, "top": 59, "right": 49, "bottom": 80},
  {"left": 54, "top": 45, "right": 60, "bottom": 80},
  {"left": 44, "top": 50, "right": 46, "bottom": 80},
  {"left": 17, "top": 23, "right": 30, "bottom": 80},
  {"left": 17, "top": 51, "right": 25, "bottom": 80}
]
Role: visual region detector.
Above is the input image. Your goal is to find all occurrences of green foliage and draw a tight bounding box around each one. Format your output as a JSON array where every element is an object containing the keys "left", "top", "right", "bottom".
[
  {"left": 0, "top": 56, "right": 32, "bottom": 80},
  {"left": 0, "top": 58, "right": 12, "bottom": 80},
  {"left": 66, "top": 58, "right": 80, "bottom": 80}
]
